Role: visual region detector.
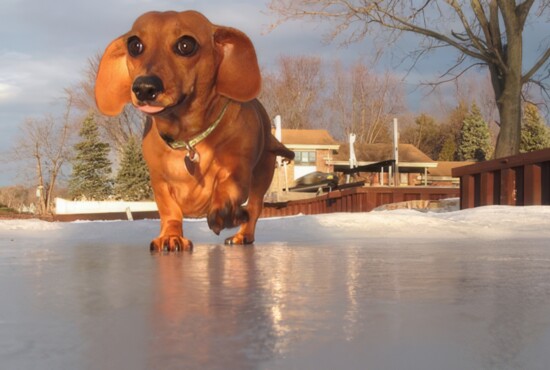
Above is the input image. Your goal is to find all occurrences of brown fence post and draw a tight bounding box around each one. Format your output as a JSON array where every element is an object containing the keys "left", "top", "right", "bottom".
[
  {"left": 524, "top": 164, "right": 542, "bottom": 205},
  {"left": 460, "top": 175, "right": 475, "bottom": 209},
  {"left": 479, "top": 172, "right": 495, "bottom": 206},
  {"left": 500, "top": 168, "right": 516, "bottom": 206}
]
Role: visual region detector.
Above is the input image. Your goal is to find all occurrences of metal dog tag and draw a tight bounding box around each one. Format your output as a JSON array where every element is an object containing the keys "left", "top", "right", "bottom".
[{"left": 184, "top": 150, "right": 200, "bottom": 175}]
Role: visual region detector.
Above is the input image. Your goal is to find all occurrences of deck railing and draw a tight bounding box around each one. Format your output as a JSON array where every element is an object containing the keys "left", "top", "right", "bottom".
[
  {"left": 261, "top": 186, "right": 459, "bottom": 217},
  {"left": 452, "top": 148, "right": 550, "bottom": 210}
]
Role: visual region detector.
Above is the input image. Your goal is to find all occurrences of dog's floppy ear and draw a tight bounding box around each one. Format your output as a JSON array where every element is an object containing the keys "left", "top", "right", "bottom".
[
  {"left": 214, "top": 27, "right": 261, "bottom": 102},
  {"left": 95, "top": 37, "right": 132, "bottom": 116}
]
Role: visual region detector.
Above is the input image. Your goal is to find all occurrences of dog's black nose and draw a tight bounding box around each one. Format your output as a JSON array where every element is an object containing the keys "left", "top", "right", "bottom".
[{"left": 132, "top": 76, "right": 164, "bottom": 102}]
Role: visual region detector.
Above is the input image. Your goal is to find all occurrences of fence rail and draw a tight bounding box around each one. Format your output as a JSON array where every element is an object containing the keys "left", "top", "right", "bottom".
[
  {"left": 52, "top": 186, "right": 459, "bottom": 221},
  {"left": 452, "top": 148, "right": 550, "bottom": 210},
  {"left": 261, "top": 186, "right": 459, "bottom": 218}
]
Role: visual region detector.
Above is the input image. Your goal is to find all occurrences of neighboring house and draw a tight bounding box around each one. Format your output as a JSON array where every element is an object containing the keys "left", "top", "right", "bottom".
[
  {"left": 279, "top": 129, "right": 340, "bottom": 180},
  {"left": 427, "top": 161, "right": 475, "bottom": 186},
  {"left": 273, "top": 130, "right": 470, "bottom": 189}
]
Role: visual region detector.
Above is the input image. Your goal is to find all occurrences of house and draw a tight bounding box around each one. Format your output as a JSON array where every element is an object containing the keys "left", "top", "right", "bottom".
[
  {"left": 273, "top": 129, "right": 470, "bottom": 190},
  {"left": 427, "top": 161, "right": 475, "bottom": 186},
  {"left": 279, "top": 129, "right": 340, "bottom": 180}
]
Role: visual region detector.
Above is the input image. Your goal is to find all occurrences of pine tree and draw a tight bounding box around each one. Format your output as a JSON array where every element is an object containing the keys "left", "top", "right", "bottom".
[
  {"left": 68, "top": 114, "right": 113, "bottom": 200},
  {"left": 114, "top": 136, "right": 152, "bottom": 201},
  {"left": 457, "top": 103, "right": 492, "bottom": 161},
  {"left": 520, "top": 103, "right": 550, "bottom": 153}
]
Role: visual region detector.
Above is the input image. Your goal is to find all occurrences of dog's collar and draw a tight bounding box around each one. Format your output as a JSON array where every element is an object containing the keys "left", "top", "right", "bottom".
[{"left": 166, "top": 100, "right": 230, "bottom": 152}]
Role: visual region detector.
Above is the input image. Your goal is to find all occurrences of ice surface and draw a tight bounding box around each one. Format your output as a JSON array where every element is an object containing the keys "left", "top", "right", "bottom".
[{"left": 1, "top": 206, "right": 550, "bottom": 369}]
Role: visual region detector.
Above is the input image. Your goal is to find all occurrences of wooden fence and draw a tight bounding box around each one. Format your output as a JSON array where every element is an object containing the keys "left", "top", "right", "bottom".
[
  {"left": 261, "top": 186, "right": 459, "bottom": 218},
  {"left": 53, "top": 186, "right": 459, "bottom": 221},
  {"left": 452, "top": 148, "right": 550, "bottom": 210}
]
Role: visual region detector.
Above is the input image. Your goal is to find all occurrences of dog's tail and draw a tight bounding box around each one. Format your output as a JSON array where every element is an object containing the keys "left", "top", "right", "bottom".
[{"left": 268, "top": 135, "right": 295, "bottom": 162}]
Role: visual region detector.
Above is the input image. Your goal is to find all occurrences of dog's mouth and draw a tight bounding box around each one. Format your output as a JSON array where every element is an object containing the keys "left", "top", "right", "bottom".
[
  {"left": 137, "top": 104, "right": 165, "bottom": 114},
  {"left": 136, "top": 95, "right": 187, "bottom": 116}
]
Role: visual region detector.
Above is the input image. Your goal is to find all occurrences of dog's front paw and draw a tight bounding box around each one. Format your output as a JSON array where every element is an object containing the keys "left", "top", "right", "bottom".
[
  {"left": 225, "top": 233, "right": 254, "bottom": 245},
  {"left": 207, "top": 202, "right": 249, "bottom": 235},
  {"left": 150, "top": 235, "right": 193, "bottom": 252}
]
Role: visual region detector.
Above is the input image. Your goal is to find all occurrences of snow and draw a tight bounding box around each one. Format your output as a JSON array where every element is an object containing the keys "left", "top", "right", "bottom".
[
  {"left": 2, "top": 205, "right": 550, "bottom": 244},
  {"left": 2, "top": 206, "right": 550, "bottom": 370}
]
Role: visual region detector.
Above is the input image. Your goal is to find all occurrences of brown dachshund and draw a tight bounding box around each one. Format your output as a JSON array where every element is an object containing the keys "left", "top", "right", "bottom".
[{"left": 95, "top": 10, "right": 294, "bottom": 251}]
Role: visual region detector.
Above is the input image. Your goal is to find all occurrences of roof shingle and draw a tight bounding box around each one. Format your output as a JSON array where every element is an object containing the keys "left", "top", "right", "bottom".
[
  {"left": 335, "top": 143, "right": 434, "bottom": 163},
  {"left": 280, "top": 129, "right": 339, "bottom": 146}
]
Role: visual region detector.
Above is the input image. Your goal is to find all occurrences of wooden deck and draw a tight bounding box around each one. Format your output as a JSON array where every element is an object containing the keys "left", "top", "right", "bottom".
[{"left": 452, "top": 148, "right": 550, "bottom": 209}]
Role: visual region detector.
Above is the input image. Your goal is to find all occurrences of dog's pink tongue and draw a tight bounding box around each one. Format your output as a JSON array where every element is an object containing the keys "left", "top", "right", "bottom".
[{"left": 137, "top": 105, "right": 165, "bottom": 114}]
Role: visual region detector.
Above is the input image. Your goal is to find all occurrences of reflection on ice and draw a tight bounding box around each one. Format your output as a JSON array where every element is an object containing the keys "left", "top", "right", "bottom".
[{"left": 1, "top": 209, "right": 550, "bottom": 369}]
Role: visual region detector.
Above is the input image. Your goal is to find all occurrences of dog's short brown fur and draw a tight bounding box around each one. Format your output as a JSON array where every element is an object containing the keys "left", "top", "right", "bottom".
[{"left": 95, "top": 10, "right": 293, "bottom": 251}]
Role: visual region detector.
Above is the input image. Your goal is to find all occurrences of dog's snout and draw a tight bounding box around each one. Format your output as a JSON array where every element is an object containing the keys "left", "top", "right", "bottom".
[{"left": 132, "top": 76, "right": 164, "bottom": 102}]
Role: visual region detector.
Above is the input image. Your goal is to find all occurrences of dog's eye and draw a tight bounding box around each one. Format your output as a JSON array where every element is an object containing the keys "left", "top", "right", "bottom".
[
  {"left": 174, "top": 36, "right": 198, "bottom": 57},
  {"left": 127, "top": 36, "right": 144, "bottom": 57}
]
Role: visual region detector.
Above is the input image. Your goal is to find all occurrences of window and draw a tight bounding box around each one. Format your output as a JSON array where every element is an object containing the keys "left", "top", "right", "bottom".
[{"left": 294, "top": 151, "right": 316, "bottom": 165}]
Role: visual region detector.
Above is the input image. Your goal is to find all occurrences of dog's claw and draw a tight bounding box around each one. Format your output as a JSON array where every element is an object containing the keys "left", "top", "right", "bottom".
[
  {"left": 150, "top": 236, "right": 193, "bottom": 252},
  {"left": 225, "top": 234, "right": 254, "bottom": 245}
]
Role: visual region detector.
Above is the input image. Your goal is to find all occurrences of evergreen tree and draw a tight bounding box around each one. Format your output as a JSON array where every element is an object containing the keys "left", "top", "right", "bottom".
[
  {"left": 433, "top": 101, "right": 469, "bottom": 161},
  {"left": 114, "top": 136, "right": 152, "bottom": 201},
  {"left": 68, "top": 114, "right": 113, "bottom": 200},
  {"left": 457, "top": 103, "right": 492, "bottom": 161},
  {"left": 438, "top": 135, "right": 457, "bottom": 161},
  {"left": 520, "top": 103, "right": 550, "bottom": 153}
]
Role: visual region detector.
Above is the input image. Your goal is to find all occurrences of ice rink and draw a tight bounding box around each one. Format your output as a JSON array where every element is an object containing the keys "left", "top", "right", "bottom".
[{"left": 2, "top": 206, "right": 550, "bottom": 369}]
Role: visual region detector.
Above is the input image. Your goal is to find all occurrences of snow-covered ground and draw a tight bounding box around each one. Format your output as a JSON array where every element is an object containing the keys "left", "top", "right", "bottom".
[
  {"left": 2, "top": 205, "right": 550, "bottom": 245},
  {"left": 1, "top": 206, "right": 550, "bottom": 370}
]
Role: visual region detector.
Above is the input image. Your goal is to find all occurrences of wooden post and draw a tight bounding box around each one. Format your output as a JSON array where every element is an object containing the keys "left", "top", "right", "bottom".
[
  {"left": 524, "top": 164, "right": 542, "bottom": 205},
  {"left": 479, "top": 171, "right": 495, "bottom": 206},
  {"left": 460, "top": 175, "right": 475, "bottom": 209},
  {"left": 500, "top": 168, "right": 516, "bottom": 205}
]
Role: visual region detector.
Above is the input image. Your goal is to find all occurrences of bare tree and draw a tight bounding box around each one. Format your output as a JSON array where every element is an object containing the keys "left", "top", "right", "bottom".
[
  {"left": 260, "top": 55, "right": 326, "bottom": 129},
  {"left": 0, "top": 186, "right": 33, "bottom": 212},
  {"left": 268, "top": 0, "right": 550, "bottom": 158},
  {"left": 328, "top": 60, "right": 405, "bottom": 145},
  {"left": 11, "top": 101, "right": 74, "bottom": 215},
  {"left": 67, "top": 55, "right": 144, "bottom": 154}
]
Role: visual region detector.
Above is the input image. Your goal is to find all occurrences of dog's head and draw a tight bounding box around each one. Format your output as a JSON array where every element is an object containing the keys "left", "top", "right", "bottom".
[{"left": 95, "top": 11, "right": 261, "bottom": 116}]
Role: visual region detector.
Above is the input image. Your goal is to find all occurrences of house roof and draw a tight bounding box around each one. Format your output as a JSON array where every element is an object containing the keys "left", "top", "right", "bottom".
[
  {"left": 335, "top": 143, "right": 435, "bottom": 164},
  {"left": 429, "top": 161, "right": 475, "bottom": 177},
  {"left": 280, "top": 129, "right": 340, "bottom": 147}
]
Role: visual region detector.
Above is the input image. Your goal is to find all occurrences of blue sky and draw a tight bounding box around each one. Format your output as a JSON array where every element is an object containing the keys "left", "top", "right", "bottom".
[{"left": 0, "top": 0, "right": 548, "bottom": 186}]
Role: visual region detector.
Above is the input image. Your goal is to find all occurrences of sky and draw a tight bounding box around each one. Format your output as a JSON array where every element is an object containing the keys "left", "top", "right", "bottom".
[{"left": 0, "top": 0, "right": 548, "bottom": 186}]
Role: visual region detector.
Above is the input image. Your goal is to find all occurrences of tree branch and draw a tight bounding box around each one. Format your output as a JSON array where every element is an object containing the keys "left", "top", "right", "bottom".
[
  {"left": 522, "top": 47, "right": 550, "bottom": 83},
  {"left": 516, "top": 0, "right": 536, "bottom": 27},
  {"left": 421, "top": 62, "right": 486, "bottom": 91},
  {"left": 447, "top": 0, "right": 491, "bottom": 58},
  {"left": 370, "top": 3, "right": 489, "bottom": 62}
]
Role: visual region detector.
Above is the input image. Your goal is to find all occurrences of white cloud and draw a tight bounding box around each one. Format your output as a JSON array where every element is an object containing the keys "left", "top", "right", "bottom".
[
  {"left": 0, "top": 51, "right": 79, "bottom": 106},
  {"left": 0, "top": 82, "right": 20, "bottom": 101}
]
